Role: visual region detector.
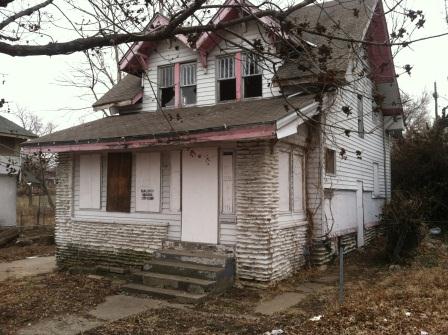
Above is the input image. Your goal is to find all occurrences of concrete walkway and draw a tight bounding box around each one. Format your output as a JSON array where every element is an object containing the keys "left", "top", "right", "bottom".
[
  {"left": 255, "top": 274, "right": 338, "bottom": 315},
  {"left": 18, "top": 294, "right": 185, "bottom": 335},
  {"left": 0, "top": 256, "right": 56, "bottom": 281}
]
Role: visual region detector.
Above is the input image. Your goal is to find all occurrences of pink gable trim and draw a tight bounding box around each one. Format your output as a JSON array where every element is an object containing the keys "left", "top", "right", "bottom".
[
  {"left": 22, "top": 125, "right": 276, "bottom": 154},
  {"left": 119, "top": 14, "right": 191, "bottom": 74},
  {"left": 196, "top": 0, "right": 281, "bottom": 67},
  {"left": 366, "top": 1, "right": 397, "bottom": 84}
]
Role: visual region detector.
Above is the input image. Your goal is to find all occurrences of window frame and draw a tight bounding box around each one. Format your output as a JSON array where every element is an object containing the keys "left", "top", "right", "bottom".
[
  {"left": 325, "top": 148, "right": 337, "bottom": 176},
  {"left": 372, "top": 162, "right": 380, "bottom": 198},
  {"left": 219, "top": 149, "right": 236, "bottom": 215},
  {"left": 216, "top": 55, "right": 237, "bottom": 102},
  {"left": 158, "top": 64, "right": 175, "bottom": 108},
  {"left": 357, "top": 94, "right": 365, "bottom": 138},
  {"left": 242, "top": 52, "right": 263, "bottom": 99},
  {"left": 278, "top": 150, "right": 292, "bottom": 213},
  {"left": 180, "top": 62, "right": 197, "bottom": 106}
]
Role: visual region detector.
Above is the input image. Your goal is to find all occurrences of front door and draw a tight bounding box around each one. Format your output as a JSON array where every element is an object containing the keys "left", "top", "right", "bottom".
[
  {"left": 181, "top": 148, "right": 218, "bottom": 244},
  {"left": 356, "top": 180, "right": 365, "bottom": 247}
]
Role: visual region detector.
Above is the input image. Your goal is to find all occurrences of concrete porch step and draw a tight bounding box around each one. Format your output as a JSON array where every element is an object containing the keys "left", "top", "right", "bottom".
[
  {"left": 155, "top": 249, "right": 230, "bottom": 267},
  {"left": 132, "top": 271, "right": 216, "bottom": 294},
  {"left": 143, "top": 259, "right": 224, "bottom": 281},
  {"left": 121, "top": 283, "right": 206, "bottom": 304}
]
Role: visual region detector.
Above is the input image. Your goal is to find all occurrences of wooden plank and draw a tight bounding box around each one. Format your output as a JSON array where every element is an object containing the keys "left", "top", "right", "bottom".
[
  {"left": 79, "top": 154, "right": 101, "bottom": 209},
  {"left": 107, "top": 152, "right": 132, "bottom": 213},
  {"left": 221, "top": 152, "right": 234, "bottom": 214},
  {"left": 170, "top": 151, "right": 181, "bottom": 212},
  {"left": 293, "top": 153, "right": 304, "bottom": 212},
  {"left": 135, "top": 152, "right": 161, "bottom": 212},
  {"left": 278, "top": 151, "right": 291, "bottom": 212}
]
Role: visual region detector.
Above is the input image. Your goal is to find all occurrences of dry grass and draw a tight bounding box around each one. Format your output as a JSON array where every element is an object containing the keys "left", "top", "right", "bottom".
[
  {"left": 0, "top": 243, "right": 55, "bottom": 262},
  {"left": 0, "top": 273, "right": 119, "bottom": 335},
  {"left": 88, "top": 238, "right": 448, "bottom": 334}
]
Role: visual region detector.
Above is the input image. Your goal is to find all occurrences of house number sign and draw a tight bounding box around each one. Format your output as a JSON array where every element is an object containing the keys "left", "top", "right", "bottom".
[{"left": 141, "top": 188, "right": 154, "bottom": 201}]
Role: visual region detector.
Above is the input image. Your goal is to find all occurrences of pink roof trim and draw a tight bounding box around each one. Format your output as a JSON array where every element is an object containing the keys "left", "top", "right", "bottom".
[{"left": 22, "top": 125, "right": 276, "bottom": 154}]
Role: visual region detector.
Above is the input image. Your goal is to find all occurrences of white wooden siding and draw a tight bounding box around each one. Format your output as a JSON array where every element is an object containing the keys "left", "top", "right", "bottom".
[
  {"left": 79, "top": 154, "right": 101, "bottom": 209},
  {"left": 135, "top": 152, "right": 161, "bottom": 212},
  {"left": 320, "top": 51, "right": 389, "bottom": 236}
]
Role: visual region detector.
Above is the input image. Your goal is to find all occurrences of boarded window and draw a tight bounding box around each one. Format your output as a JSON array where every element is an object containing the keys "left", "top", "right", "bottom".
[
  {"left": 181, "top": 62, "right": 197, "bottom": 105},
  {"left": 170, "top": 151, "right": 181, "bottom": 212},
  {"left": 357, "top": 94, "right": 365, "bottom": 138},
  {"left": 221, "top": 151, "right": 234, "bottom": 214},
  {"left": 79, "top": 154, "right": 101, "bottom": 209},
  {"left": 158, "top": 65, "right": 175, "bottom": 107},
  {"left": 293, "top": 153, "right": 304, "bottom": 212},
  {"left": 217, "top": 56, "right": 236, "bottom": 101},
  {"left": 242, "top": 53, "right": 262, "bottom": 98},
  {"left": 106, "top": 152, "right": 132, "bottom": 213},
  {"left": 279, "top": 151, "right": 291, "bottom": 212},
  {"left": 325, "top": 148, "right": 336, "bottom": 175},
  {"left": 373, "top": 162, "right": 380, "bottom": 197},
  {"left": 135, "top": 152, "right": 161, "bottom": 212}
]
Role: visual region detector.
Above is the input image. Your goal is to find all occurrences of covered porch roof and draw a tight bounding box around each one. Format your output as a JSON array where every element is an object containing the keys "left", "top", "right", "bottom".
[
  {"left": 23, "top": 95, "right": 318, "bottom": 152},
  {"left": 23, "top": 95, "right": 318, "bottom": 153}
]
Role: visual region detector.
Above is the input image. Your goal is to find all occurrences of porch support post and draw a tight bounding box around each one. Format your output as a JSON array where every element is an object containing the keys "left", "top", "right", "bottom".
[{"left": 235, "top": 140, "right": 278, "bottom": 284}]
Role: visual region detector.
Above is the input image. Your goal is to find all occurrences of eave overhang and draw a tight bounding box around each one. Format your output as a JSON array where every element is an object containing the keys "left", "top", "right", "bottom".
[{"left": 22, "top": 124, "right": 276, "bottom": 154}]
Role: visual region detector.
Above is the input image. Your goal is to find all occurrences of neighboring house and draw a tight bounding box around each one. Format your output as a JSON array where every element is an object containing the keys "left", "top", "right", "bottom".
[
  {"left": 0, "top": 115, "right": 36, "bottom": 227},
  {"left": 23, "top": 0, "right": 404, "bottom": 292}
]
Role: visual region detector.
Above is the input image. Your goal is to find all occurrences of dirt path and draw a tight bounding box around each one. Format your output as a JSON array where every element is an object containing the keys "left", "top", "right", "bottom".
[{"left": 0, "top": 255, "right": 56, "bottom": 281}]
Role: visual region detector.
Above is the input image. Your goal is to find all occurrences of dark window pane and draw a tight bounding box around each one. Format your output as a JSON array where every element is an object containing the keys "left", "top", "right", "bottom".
[
  {"left": 219, "top": 78, "right": 236, "bottom": 101},
  {"left": 160, "top": 87, "right": 175, "bottom": 107},
  {"left": 107, "top": 152, "right": 132, "bottom": 213},
  {"left": 181, "top": 86, "right": 197, "bottom": 105},
  {"left": 244, "top": 75, "right": 262, "bottom": 98},
  {"left": 325, "top": 149, "right": 336, "bottom": 175}
]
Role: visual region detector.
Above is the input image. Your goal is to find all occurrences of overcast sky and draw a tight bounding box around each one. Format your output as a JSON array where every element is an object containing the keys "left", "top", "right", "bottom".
[{"left": 1, "top": 0, "right": 447, "bottom": 131}]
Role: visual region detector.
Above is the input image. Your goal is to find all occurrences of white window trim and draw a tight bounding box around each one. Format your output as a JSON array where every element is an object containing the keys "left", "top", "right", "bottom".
[{"left": 325, "top": 148, "right": 337, "bottom": 176}]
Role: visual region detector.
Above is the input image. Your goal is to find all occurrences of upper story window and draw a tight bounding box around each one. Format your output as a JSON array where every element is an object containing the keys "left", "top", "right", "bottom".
[
  {"left": 242, "top": 53, "right": 262, "bottom": 98},
  {"left": 357, "top": 94, "right": 365, "bottom": 138},
  {"left": 180, "top": 62, "right": 197, "bottom": 106},
  {"left": 158, "top": 65, "right": 175, "bottom": 107},
  {"left": 217, "top": 55, "right": 236, "bottom": 102},
  {"left": 325, "top": 148, "right": 336, "bottom": 175}
]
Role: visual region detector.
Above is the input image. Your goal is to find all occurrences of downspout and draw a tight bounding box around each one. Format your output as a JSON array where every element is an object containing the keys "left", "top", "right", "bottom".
[{"left": 382, "top": 112, "right": 388, "bottom": 201}]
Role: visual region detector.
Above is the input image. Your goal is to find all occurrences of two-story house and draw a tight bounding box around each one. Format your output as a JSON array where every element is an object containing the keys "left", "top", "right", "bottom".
[
  {"left": 0, "top": 115, "right": 36, "bottom": 227},
  {"left": 23, "top": 0, "right": 404, "bottom": 298}
]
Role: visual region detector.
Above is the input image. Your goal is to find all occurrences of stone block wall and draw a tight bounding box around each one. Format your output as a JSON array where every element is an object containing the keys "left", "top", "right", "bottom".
[
  {"left": 235, "top": 140, "right": 279, "bottom": 283},
  {"left": 235, "top": 140, "right": 310, "bottom": 285}
]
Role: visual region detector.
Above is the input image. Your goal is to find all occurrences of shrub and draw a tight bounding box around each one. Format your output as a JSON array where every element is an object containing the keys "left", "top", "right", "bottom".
[{"left": 382, "top": 192, "right": 426, "bottom": 263}]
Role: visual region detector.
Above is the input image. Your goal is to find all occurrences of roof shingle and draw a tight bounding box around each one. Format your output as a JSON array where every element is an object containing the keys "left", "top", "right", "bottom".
[
  {"left": 92, "top": 74, "right": 142, "bottom": 108},
  {"left": 0, "top": 115, "right": 36, "bottom": 139},
  {"left": 26, "top": 95, "right": 315, "bottom": 146}
]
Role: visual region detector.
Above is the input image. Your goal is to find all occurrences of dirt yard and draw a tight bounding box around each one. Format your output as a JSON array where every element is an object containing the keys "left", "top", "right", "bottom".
[
  {"left": 88, "top": 238, "right": 448, "bottom": 335},
  {"left": 0, "top": 243, "right": 55, "bottom": 263},
  {"left": 1, "top": 238, "right": 447, "bottom": 334},
  {"left": 0, "top": 273, "right": 119, "bottom": 335}
]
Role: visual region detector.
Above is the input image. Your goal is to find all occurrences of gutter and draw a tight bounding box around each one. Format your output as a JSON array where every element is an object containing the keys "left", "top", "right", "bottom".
[{"left": 22, "top": 124, "right": 276, "bottom": 154}]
